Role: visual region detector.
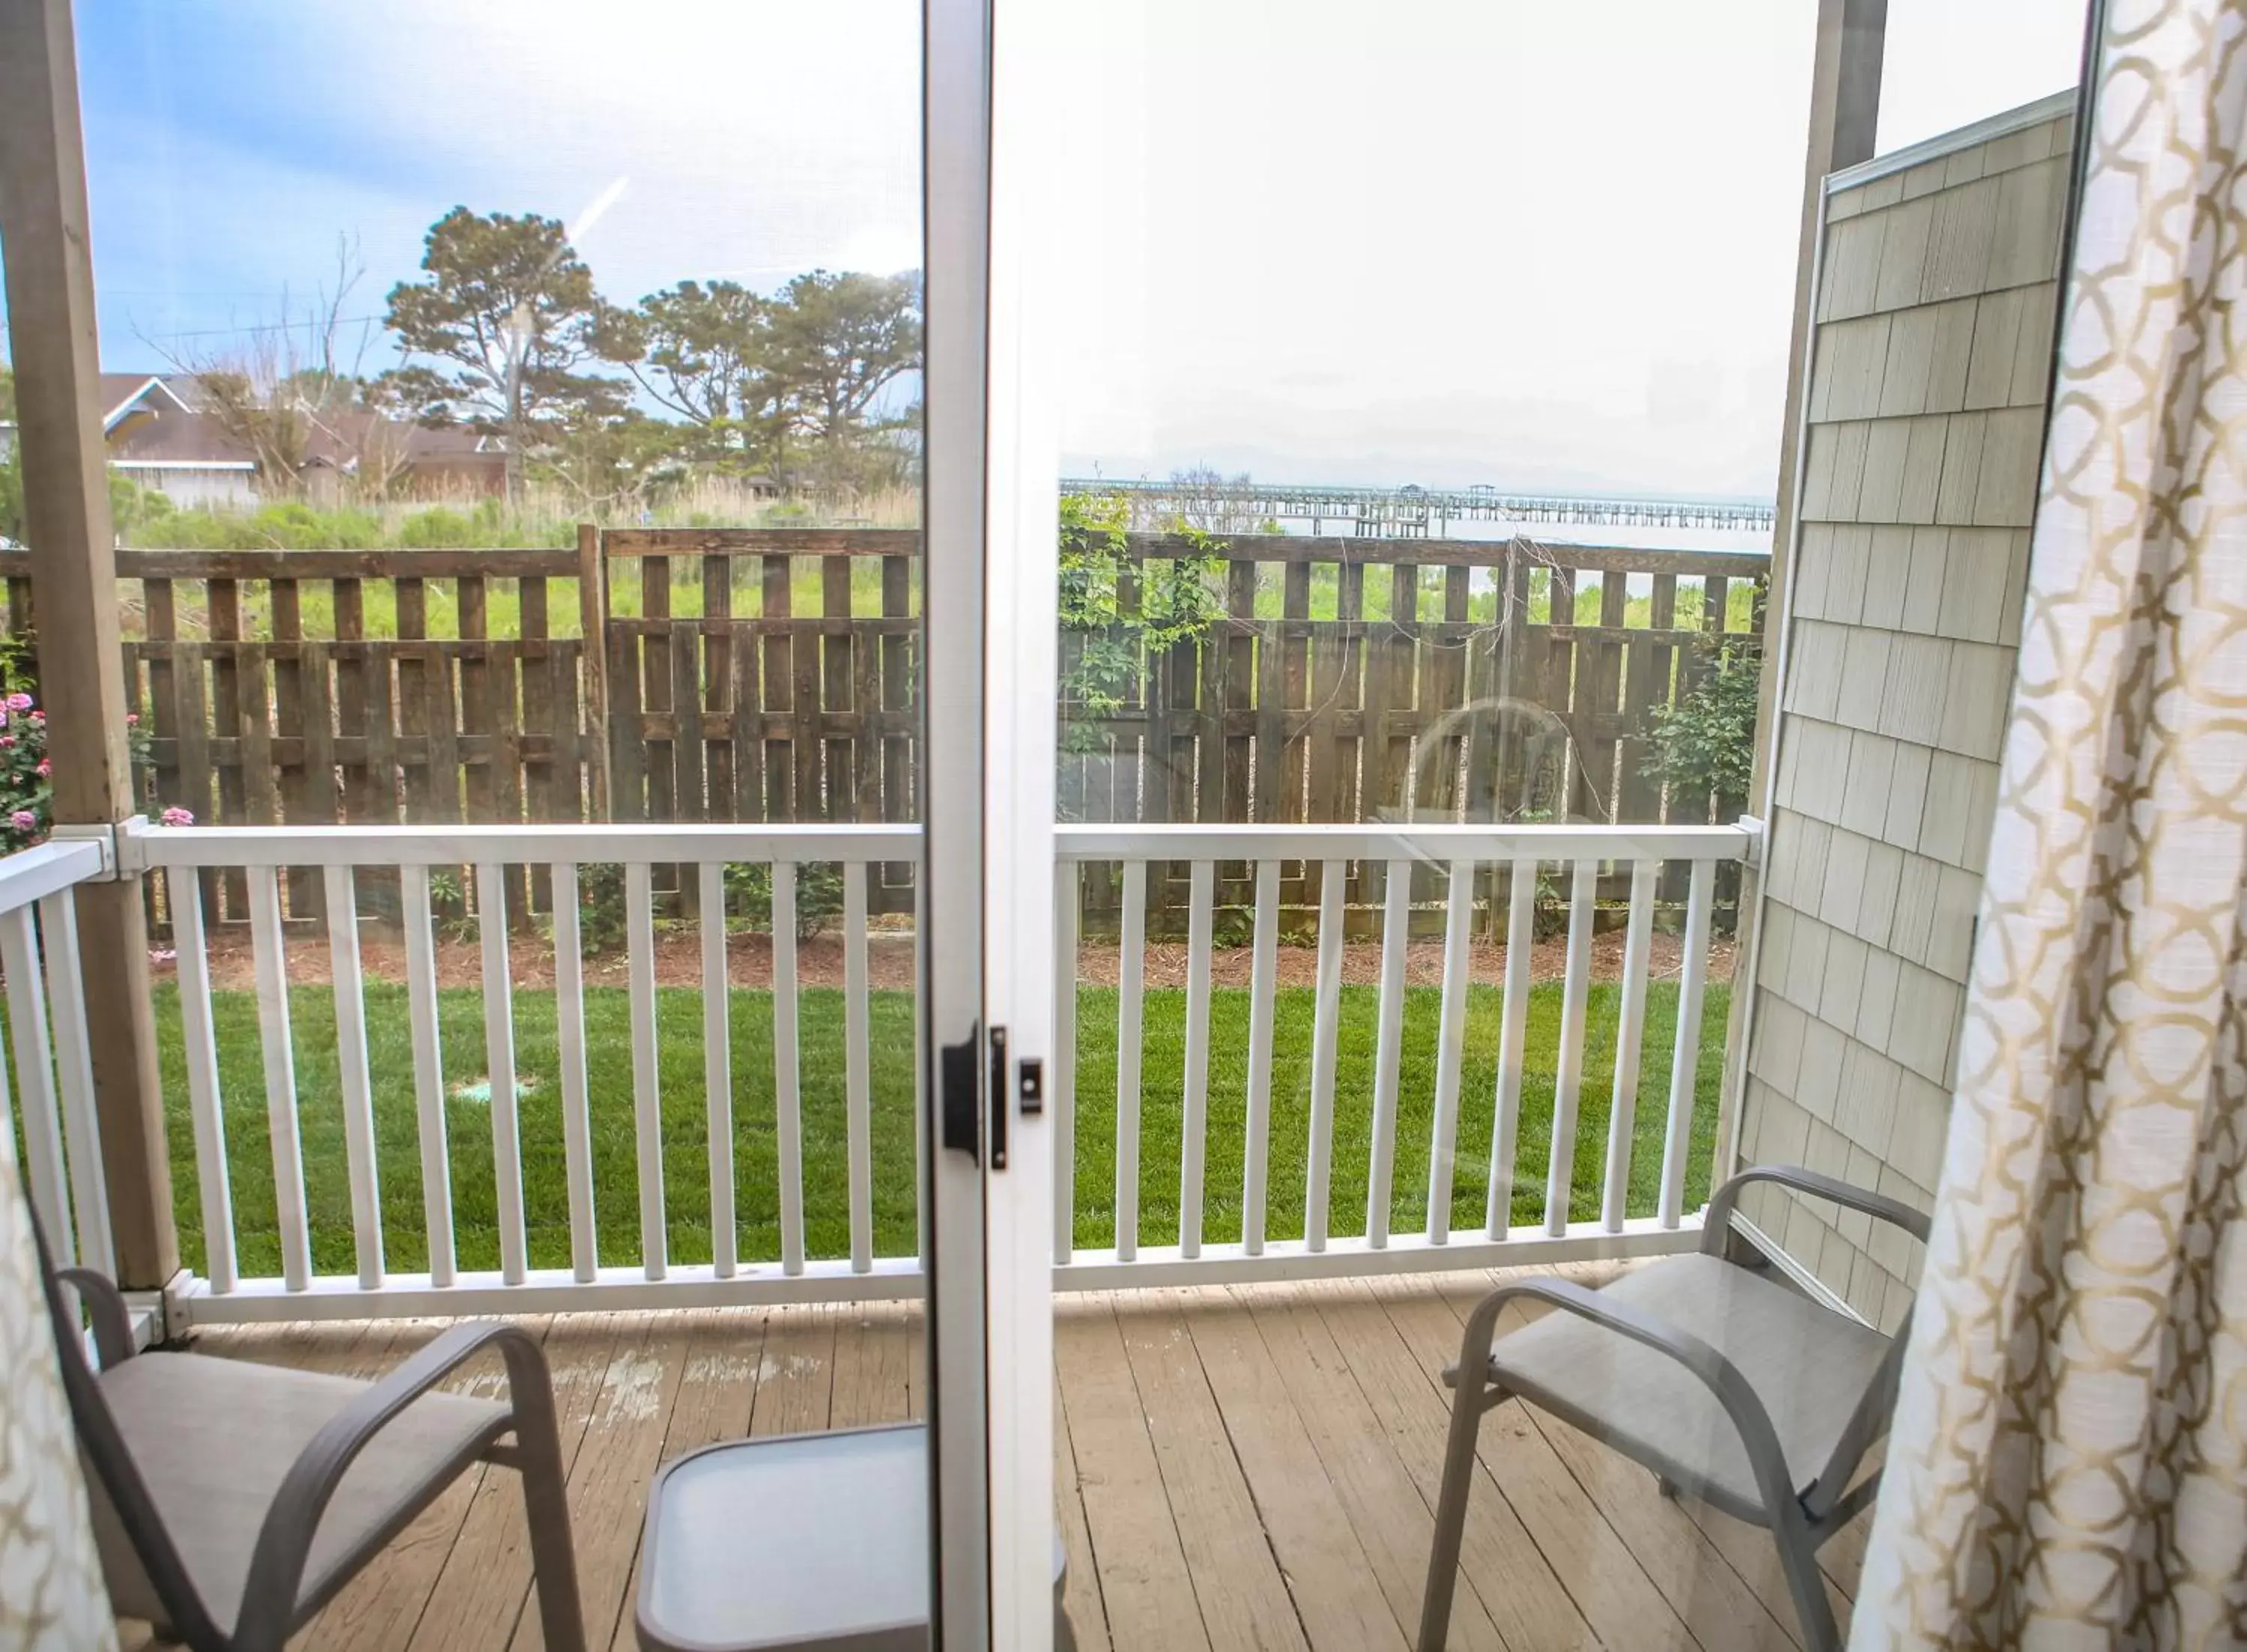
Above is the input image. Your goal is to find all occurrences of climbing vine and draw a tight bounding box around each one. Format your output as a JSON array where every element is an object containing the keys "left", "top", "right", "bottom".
[{"left": 1057, "top": 491, "right": 1227, "bottom": 753}]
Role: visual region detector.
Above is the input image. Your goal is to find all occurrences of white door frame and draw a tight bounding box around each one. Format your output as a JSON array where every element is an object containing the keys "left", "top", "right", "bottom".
[{"left": 923, "top": 0, "right": 1058, "bottom": 1643}]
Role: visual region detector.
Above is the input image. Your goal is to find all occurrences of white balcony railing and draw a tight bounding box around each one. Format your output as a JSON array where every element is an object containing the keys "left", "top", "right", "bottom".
[{"left": 11, "top": 818, "right": 1753, "bottom": 1323}]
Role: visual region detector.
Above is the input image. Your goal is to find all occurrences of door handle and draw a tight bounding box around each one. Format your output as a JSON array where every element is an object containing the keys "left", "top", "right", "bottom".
[
  {"left": 988, "top": 1025, "right": 1009, "bottom": 1170},
  {"left": 940, "top": 1021, "right": 980, "bottom": 1163}
]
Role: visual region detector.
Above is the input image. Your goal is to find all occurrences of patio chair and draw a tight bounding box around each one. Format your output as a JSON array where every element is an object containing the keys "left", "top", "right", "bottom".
[
  {"left": 1416, "top": 1164, "right": 1929, "bottom": 1652},
  {"left": 32, "top": 1214, "right": 586, "bottom": 1652}
]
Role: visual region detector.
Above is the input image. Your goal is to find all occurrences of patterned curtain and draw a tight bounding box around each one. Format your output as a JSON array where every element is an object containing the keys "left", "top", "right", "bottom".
[
  {"left": 0, "top": 1155, "right": 117, "bottom": 1649},
  {"left": 1850, "top": 5, "right": 2247, "bottom": 1648}
]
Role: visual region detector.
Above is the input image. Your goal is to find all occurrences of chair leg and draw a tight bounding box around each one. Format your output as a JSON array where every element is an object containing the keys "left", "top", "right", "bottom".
[
  {"left": 1772, "top": 1516, "right": 1840, "bottom": 1652},
  {"left": 1416, "top": 1373, "right": 1501, "bottom": 1652},
  {"left": 513, "top": 1396, "right": 587, "bottom": 1652}
]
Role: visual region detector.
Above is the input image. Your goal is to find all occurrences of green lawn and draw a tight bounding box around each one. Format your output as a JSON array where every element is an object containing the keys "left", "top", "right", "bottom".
[{"left": 139, "top": 979, "right": 1727, "bottom": 1280}]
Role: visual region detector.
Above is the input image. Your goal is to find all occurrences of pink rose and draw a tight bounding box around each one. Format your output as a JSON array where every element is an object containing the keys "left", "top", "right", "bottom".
[
  {"left": 9, "top": 810, "right": 37, "bottom": 833},
  {"left": 4, "top": 693, "right": 33, "bottom": 713},
  {"left": 160, "top": 806, "right": 195, "bottom": 827},
  {"left": 1, "top": 735, "right": 17, "bottom": 749},
  {"left": 34, "top": 760, "right": 49, "bottom": 778}
]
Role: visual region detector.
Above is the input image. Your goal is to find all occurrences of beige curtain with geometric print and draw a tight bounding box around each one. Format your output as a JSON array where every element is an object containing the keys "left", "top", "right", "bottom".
[
  {"left": 1849, "top": 4, "right": 2247, "bottom": 1648},
  {"left": 0, "top": 1153, "right": 118, "bottom": 1650}
]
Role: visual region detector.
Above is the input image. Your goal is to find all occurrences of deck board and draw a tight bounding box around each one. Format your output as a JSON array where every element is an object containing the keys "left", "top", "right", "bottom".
[{"left": 158, "top": 1268, "right": 1877, "bottom": 1652}]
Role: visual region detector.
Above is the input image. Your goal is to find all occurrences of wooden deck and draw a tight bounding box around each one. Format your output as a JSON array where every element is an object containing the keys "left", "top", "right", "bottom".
[{"left": 156, "top": 1260, "right": 1872, "bottom": 1651}]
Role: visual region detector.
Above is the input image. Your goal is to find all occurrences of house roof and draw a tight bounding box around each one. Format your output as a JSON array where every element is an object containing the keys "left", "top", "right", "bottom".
[{"left": 98, "top": 371, "right": 503, "bottom": 474}]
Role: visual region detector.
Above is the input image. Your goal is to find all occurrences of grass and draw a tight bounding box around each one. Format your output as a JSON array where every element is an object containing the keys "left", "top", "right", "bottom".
[{"left": 133, "top": 978, "right": 1729, "bottom": 1281}]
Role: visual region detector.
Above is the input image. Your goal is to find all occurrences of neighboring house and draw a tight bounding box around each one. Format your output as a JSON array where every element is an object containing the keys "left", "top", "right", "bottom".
[{"left": 97, "top": 371, "right": 507, "bottom": 509}]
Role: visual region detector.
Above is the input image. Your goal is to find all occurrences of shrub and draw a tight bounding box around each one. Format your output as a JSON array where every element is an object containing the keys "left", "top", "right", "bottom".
[{"left": 1643, "top": 633, "right": 1760, "bottom": 824}]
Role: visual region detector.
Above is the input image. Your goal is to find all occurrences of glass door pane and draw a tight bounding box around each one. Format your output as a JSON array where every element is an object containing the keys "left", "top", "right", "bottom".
[{"left": 31, "top": 1, "right": 1001, "bottom": 1644}]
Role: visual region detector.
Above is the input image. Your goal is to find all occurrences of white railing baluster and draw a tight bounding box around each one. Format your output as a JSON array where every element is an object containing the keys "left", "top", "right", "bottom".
[
  {"left": 1485, "top": 859, "right": 1536, "bottom": 1239},
  {"left": 399, "top": 865, "right": 455, "bottom": 1287},
  {"left": 170, "top": 872, "right": 235, "bottom": 1292},
  {"left": 1051, "top": 860, "right": 1077, "bottom": 1265},
  {"left": 0, "top": 905, "right": 70, "bottom": 1265},
  {"left": 771, "top": 860, "right": 805, "bottom": 1276},
  {"left": 843, "top": 861, "right": 873, "bottom": 1275},
  {"left": 1365, "top": 859, "right": 1411, "bottom": 1248},
  {"left": 701, "top": 862, "right": 737, "bottom": 1278},
  {"left": 1659, "top": 860, "right": 1717, "bottom": 1229},
  {"left": 1303, "top": 859, "right": 1344, "bottom": 1252},
  {"left": 1115, "top": 859, "right": 1146, "bottom": 1263},
  {"left": 1425, "top": 860, "right": 1475, "bottom": 1245},
  {"left": 1243, "top": 859, "right": 1280, "bottom": 1255},
  {"left": 1544, "top": 858, "right": 1599, "bottom": 1236},
  {"left": 246, "top": 864, "right": 311, "bottom": 1290},
  {"left": 474, "top": 863, "right": 526, "bottom": 1285},
  {"left": 1178, "top": 860, "right": 1213, "bottom": 1258},
  {"left": 38, "top": 891, "right": 112, "bottom": 1276},
  {"left": 548, "top": 863, "right": 595, "bottom": 1282},
  {"left": 1601, "top": 861, "right": 1660, "bottom": 1233},
  {"left": 322, "top": 866, "right": 383, "bottom": 1288},
  {"left": 627, "top": 861, "right": 667, "bottom": 1279}
]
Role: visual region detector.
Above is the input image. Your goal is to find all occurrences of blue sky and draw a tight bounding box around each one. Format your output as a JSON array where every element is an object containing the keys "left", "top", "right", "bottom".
[
  {"left": 13, "top": 0, "right": 2086, "bottom": 496},
  {"left": 64, "top": 1, "right": 921, "bottom": 375}
]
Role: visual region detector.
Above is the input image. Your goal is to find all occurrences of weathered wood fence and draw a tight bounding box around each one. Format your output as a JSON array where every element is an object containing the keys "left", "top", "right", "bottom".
[{"left": 0, "top": 526, "right": 1764, "bottom": 924}]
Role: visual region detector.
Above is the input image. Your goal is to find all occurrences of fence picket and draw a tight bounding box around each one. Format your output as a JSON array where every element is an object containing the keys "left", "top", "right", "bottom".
[
  {"left": 399, "top": 864, "right": 454, "bottom": 1287},
  {"left": 474, "top": 863, "right": 526, "bottom": 1284},
  {"left": 549, "top": 862, "right": 597, "bottom": 1281},
  {"left": 1115, "top": 859, "right": 1146, "bottom": 1262},
  {"left": 1303, "top": 859, "right": 1344, "bottom": 1252},
  {"left": 170, "top": 870, "right": 235, "bottom": 1293},
  {"left": 843, "top": 861, "right": 873, "bottom": 1275},
  {"left": 1601, "top": 861, "right": 1660, "bottom": 1232},
  {"left": 1426, "top": 860, "right": 1475, "bottom": 1245},
  {"left": 322, "top": 865, "right": 383, "bottom": 1287},
  {"left": 1659, "top": 860, "right": 1717, "bottom": 1228},
  {"left": 627, "top": 861, "right": 667, "bottom": 1278},
  {"left": 701, "top": 860, "right": 737, "bottom": 1278},
  {"left": 1052, "top": 860, "right": 1079, "bottom": 1265},
  {"left": 1544, "top": 858, "right": 1600, "bottom": 1236},
  {"left": 771, "top": 861, "right": 805, "bottom": 1275},
  {"left": 1365, "top": 859, "right": 1411, "bottom": 1247},
  {"left": 1179, "top": 859, "right": 1213, "bottom": 1257},
  {"left": 246, "top": 865, "right": 312, "bottom": 1290},
  {"left": 0, "top": 907, "right": 70, "bottom": 1265},
  {"left": 1486, "top": 860, "right": 1537, "bottom": 1239},
  {"left": 1242, "top": 858, "right": 1280, "bottom": 1254}
]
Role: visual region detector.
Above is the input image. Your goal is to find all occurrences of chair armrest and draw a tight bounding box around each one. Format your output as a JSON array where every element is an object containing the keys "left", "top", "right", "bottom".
[
  {"left": 1702, "top": 1163, "right": 1931, "bottom": 1257},
  {"left": 52, "top": 1266, "right": 136, "bottom": 1368},
  {"left": 233, "top": 1320, "right": 553, "bottom": 1647}
]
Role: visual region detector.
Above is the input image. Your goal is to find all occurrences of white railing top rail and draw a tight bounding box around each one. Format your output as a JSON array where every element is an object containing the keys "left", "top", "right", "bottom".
[
  {"left": 0, "top": 836, "right": 107, "bottom": 914},
  {"left": 1054, "top": 821, "right": 1758, "bottom": 862},
  {"left": 127, "top": 818, "right": 1758, "bottom": 871}
]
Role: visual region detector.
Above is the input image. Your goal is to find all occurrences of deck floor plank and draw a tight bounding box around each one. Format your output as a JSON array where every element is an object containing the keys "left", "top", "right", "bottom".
[
  {"left": 1242, "top": 1284, "right": 1512, "bottom": 1652},
  {"left": 1054, "top": 1372, "right": 1115, "bottom": 1652},
  {"left": 1181, "top": 1292, "right": 1409, "bottom": 1651},
  {"left": 1112, "top": 1291, "right": 1311, "bottom": 1652},
  {"left": 1300, "top": 1277, "right": 1602, "bottom": 1652},
  {"left": 1054, "top": 1295, "right": 1213, "bottom": 1652}
]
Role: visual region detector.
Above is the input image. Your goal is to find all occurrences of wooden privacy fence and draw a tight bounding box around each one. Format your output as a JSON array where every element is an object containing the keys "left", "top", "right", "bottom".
[{"left": 0, "top": 526, "right": 1764, "bottom": 924}]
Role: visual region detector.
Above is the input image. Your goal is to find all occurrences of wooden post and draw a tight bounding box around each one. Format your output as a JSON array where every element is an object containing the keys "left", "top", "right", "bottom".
[
  {"left": 1723, "top": 0, "right": 1886, "bottom": 1178},
  {"left": 0, "top": 0, "right": 178, "bottom": 1288},
  {"left": 576, "top": 523, "right": 612, "bottom": 819},
  {"left": 1748, "top": 0, "right": 1885, "bottom": 811}
]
